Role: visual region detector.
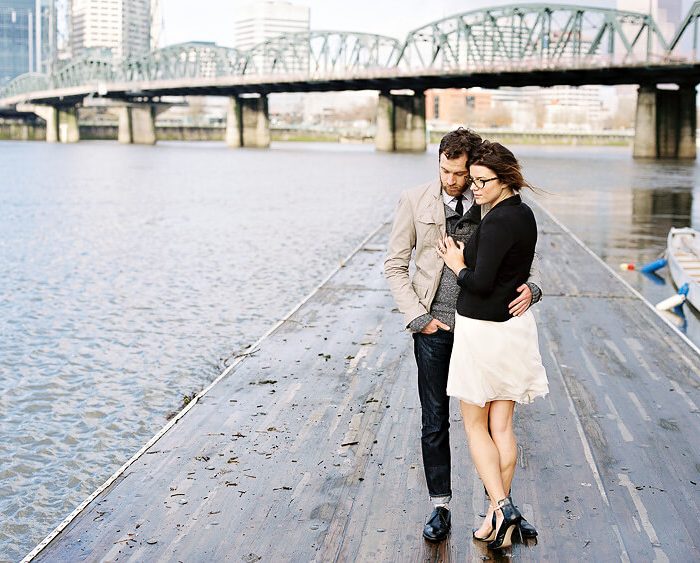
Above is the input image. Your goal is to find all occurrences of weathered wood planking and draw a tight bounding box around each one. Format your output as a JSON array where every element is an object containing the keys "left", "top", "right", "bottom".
[{"left": 32, "top": 206, "right": 700, "bottom": 562}]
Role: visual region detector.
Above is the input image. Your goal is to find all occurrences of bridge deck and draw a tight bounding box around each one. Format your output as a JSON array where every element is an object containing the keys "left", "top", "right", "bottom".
[{"left": 30, "top": 205, "right": 700, "bottom": 562}]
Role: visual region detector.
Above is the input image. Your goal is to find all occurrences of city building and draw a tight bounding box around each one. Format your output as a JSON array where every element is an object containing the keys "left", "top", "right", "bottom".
[
  {"left": 69, "top": 0, "right": 150, "bottom": 61},
  {"left": 495, "top": 86, "right": 611, "bottom": 130},
  {"left": 234, "top": 1, "right": 309, "bottom": 52},
  {"left": 426, "top": 89, "right": 494, "bottom": 127},
  {"left": 0, "top": 0, "right": 57, "bottom": 84},
  {"left": 426, "top": 85, "right": 613, "bottom": 131},
  {"left": 149, "top": 0, "right": 161, "bottom": 49}
]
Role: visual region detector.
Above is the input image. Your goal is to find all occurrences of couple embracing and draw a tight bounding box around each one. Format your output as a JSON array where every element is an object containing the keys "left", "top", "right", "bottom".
[{"left": 384, "top": 128, "right": 549, "bottom": 550}]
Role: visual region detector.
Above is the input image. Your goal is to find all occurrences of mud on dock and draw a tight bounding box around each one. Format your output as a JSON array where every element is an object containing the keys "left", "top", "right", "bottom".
[{"left": 28, "top": 205, "right": 700, "bottom": 562}]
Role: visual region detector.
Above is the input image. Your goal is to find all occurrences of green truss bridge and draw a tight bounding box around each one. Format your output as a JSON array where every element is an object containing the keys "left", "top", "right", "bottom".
[{"left": 2, "top": 2, "right": 700, "bottom": 158}]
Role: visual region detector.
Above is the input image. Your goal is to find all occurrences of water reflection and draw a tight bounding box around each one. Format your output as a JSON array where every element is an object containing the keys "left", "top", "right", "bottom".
[{"left": 515, "top": 145, "right": 699, "bottom": 345}]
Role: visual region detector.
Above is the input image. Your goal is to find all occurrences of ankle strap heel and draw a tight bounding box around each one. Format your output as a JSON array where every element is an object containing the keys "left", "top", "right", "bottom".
[{"left": 487, "top": 498, "right": 522, "bottom": 550}]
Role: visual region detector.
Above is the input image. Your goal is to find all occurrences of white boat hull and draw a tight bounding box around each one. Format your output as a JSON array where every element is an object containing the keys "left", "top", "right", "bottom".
[{"left": 667, "top": 227, "right": 700, "bottom": 310}]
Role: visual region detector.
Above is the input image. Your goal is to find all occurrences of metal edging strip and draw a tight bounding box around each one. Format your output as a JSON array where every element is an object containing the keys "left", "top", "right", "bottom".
[{"left": 22, "top": 217, "right": 392, "bottom": 562}]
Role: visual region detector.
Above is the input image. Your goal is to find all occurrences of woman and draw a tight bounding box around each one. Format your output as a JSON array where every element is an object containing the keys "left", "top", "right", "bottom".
[{"left": 437, "top": 141, "right": 549, "bottom": 550}]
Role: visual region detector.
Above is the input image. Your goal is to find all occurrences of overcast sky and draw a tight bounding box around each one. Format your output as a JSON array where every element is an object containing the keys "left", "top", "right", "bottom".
[{"left": 161, "top": 0, "right": 620, "bottom": 47}]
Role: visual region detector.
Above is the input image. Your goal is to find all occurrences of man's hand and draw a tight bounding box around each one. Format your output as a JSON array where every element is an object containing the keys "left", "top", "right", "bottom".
[
  {"left": 421, "top": 318, "right": 450, "bottom": 334},
  {"left": 509, "top": 284, "right": 532, "bottom": 317}
]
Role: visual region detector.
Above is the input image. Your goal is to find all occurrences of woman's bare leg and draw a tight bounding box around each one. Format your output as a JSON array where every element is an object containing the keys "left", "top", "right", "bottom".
[
  {"left": 489, "top": 400, "right": 517, "bottom": 496},
  {"left": 460, "top": 400, "right": 507, "bottom": 535}
]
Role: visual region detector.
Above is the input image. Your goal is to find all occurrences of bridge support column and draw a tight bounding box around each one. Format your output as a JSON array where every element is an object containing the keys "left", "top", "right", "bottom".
[
  {"left": 35, "top": 106, "right": 59, "bottom": 142},
  {"left": 58, "top": 108, "right": 80, "bottom": 143},
  {"left": 226, "top": 95, "right": 270, "bottom": 148},
  {"left": 633, "top": 85, "right": 696, "bottom": 159},
  {"left": 118, "top": 105, "right": 157, "bottom": 145},
  {"left": 376, "top": 91, "right": 426, "bottom": 152},
  {"left": 21, "top": 105, "right": 79, "bottom": 143},
  {"left": 676, "top": 86, "right": 696, "bottom": 159}
]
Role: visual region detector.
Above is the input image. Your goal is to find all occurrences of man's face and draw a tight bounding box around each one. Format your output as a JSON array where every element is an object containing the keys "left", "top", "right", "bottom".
[{"left": 439, "top": 153, "right": 470, "bottom": 198}]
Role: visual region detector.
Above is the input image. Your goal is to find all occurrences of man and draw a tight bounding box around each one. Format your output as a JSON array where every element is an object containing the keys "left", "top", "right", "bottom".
[{"left": 384, "top": 128, "right": 541, "bottom": 542}]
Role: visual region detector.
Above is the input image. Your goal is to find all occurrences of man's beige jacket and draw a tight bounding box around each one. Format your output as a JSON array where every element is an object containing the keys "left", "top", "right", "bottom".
[{"left": 384, "top": 179, "right": 449, "bottom": 328}]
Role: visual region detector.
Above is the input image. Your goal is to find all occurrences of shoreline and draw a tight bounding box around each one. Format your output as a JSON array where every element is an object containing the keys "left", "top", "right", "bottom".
[{"left": 0, "top": 122, "right": 635, "bottom": 146}]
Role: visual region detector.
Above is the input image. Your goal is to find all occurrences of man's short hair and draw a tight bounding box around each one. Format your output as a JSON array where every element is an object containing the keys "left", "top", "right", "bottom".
[{"left": 439, "top": 127, "right": 482, "bottom": 161}]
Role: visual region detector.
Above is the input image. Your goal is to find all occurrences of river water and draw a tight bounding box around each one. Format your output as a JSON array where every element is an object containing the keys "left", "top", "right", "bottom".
[{"left": 1, "top": 141, "right": 698, "bottom": 561}]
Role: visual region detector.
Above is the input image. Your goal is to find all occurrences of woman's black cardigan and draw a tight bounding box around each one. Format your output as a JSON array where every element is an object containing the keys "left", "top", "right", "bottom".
[{"left": 456, "top": 194, "right": 537, "bottom": 322}]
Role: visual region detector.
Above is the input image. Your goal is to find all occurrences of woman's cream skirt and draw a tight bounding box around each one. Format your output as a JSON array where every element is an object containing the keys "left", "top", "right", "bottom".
[{"left": 447, "top": 310, "right": 549, "bottom": 407}]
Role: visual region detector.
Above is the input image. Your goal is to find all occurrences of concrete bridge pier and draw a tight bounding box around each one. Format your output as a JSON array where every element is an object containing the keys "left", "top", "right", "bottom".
[
  {"left": 633, "top": 84, "right": 697, "bottom": 159},
  {"left": 375, "top": 91, "right": 426, "bottom": 152},
  {"left": 17, "top": 104, "right": 79, "bottom": 143},
  {"left": 117, "top": 105, "right": 161, "bottom": 145},
  {"left": 226, "top": 95, "right": 270, "bottom": 148}
]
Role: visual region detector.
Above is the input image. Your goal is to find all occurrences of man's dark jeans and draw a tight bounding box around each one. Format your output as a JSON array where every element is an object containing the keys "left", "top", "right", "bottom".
[{"left": 413, "top": 329, "right": 453, "bottom": 501}]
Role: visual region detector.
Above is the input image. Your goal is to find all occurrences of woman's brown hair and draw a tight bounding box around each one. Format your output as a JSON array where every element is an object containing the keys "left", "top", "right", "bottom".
[{"left": 470, "top": 141, "right": 535, "bottom": 193}]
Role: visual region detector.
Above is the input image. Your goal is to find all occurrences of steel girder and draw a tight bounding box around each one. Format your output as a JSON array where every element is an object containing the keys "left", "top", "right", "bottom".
[
  {"left": 3, "top": 4, "right": 700, "bottom": 101},
  {"left": 51, "top": 56, "right": 115, "bottom": 88},
  {"left": 121, "top": 42, "right": 249, "bottom": 81},
  {"left": 1, "top": 55, "right": 114, "bottom": 98},
  {"left": 0, "top": 32, "right": 401, "bottom": 99},
  {"left": 2, "top": 73, "right": 50, "bottom": 98},
  {"left": 398, "top": 3, "right": 670, "bottom": 71},
  {"left": 241, "top": 31, "right": 402, "bottom": 76},
  {"left": 668, "top": 1, "right": 700, "bottom": 60}
]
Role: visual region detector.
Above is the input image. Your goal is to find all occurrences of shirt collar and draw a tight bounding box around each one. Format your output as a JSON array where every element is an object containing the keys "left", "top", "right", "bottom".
[{"left": 442, "top": 189, "right": 474, "bottom": 207}]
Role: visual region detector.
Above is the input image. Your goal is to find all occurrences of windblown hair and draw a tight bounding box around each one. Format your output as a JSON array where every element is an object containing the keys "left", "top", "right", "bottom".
[
  {"left": 439, "top": 127, "right": 482, "bottom": 161},
  {"left": 470, "top": 140, "right": 535, "bottom": 193}
]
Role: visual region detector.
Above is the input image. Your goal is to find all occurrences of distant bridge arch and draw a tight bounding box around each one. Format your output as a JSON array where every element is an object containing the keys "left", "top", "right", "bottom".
[
  {"left": 2, "top": 2, "right": 700, "bottom": 158},
  {"left": 122, "top": 42, "right": 249, "bottom": 82},
  {"left": 241, "top": 31, "right": 402, "bottom": 76},
  {"left": 397, "top": 3, "right": 670, "bottom": 71},
  {"left": 52, "top": 55, "right": 115, "bottom": 88},
  {"left": 2, "top": 73, "right": 49, "bottom": 99}
]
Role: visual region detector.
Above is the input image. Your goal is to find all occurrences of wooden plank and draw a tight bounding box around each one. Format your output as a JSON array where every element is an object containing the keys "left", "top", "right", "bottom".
[{"left": 30, "top": 206, "right": 700, "bottom": 562}]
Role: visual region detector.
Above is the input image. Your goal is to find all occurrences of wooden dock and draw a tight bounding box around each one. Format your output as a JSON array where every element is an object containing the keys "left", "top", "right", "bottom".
[{"left": 28, "top": 204, "right": 700, "bottom": 562}]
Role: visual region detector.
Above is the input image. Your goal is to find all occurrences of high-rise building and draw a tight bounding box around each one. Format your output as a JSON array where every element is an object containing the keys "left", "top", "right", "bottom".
[
  {"left": 69, "top": 0, "right": 150, "bottom": 61},
  {"left": 149, "top": 0, "right": 161, "bottom": 49},
  {"left": 0, "top": 0, "right": 57, "bottom": 84},
  {"left": 234, "top": 1, "right": 309, "bottom": 51}
]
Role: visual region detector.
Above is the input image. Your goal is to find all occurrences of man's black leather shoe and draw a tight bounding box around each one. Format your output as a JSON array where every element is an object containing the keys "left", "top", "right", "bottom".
[
  {"left": 423, "top": 506, "right": 451, "bottom": 542},
  {"left": 519, "top": 517, "right": 538, "bottom": 538}
]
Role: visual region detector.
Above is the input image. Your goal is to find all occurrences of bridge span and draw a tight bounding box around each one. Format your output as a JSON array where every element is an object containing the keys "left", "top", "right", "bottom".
[{"left": 2, "top": 3, "right": 700, "bottom": 158}]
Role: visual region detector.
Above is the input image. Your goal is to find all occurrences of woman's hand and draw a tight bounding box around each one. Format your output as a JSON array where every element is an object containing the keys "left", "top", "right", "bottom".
[{"left": 437, "top": 235, "right": 466, "bottom": 275}]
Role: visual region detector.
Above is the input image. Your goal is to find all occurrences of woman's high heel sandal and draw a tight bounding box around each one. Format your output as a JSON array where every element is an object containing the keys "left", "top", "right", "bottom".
[
  {"left": 487, "top": 497, "right": 522, "bottom": 550},
  {"left": 472, "top": 511, "right": 496, "bottom": 542}
]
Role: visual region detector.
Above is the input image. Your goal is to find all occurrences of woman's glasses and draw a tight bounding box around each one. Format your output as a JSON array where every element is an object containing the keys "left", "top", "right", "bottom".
[{"left": 467, "top": 177, "right": 499, "bottom": 189}]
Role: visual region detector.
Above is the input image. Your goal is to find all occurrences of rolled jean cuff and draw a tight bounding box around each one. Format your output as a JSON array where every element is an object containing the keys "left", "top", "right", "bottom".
[{"left": 430, "top": 494, "right": 452, "bottom": 505}]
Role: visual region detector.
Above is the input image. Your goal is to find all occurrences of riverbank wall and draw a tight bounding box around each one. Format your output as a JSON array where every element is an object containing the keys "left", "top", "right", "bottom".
[{"left": 1, "top": 121, "right": 633, "bottom": 146}]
